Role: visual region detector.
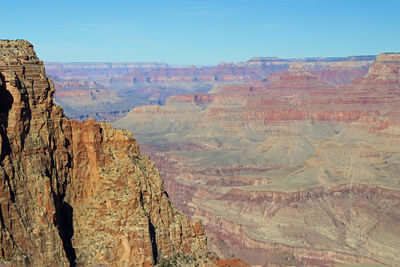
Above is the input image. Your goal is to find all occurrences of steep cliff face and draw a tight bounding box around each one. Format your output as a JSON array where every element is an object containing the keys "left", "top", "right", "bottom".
[
  {"left": 0, "top": 40, "right": 208, "bottom": 266},
  {"left": 363, "top": 53, "right": 400, "bottom": 83},
  {"left": 114, "top": 53, "right": 400, "bottom": 266}
]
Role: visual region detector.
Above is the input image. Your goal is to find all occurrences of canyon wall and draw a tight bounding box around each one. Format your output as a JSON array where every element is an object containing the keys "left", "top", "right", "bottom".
[
  {"left": 0, "top": 40, "right": 210, "bottom": 266},
  {"left": 41, "top": 40, "right": 399, "bottom": 266},
  {"left": 46, "top": 56, "right": 372, "bottom": 122},
  {"left": 114, "top": 53, "right": 400, "bottom": 266}
]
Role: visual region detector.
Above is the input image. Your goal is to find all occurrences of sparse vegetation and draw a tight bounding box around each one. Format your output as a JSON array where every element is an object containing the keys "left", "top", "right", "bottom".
[{"left": 156, "top": 252, "right": 206, "bottom": 267}]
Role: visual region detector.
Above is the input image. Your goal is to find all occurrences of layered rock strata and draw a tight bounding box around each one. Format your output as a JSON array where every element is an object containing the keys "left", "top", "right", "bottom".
[
  {"left": 47, "top": 55, "right": 372, "bottom": 122},
  {"left": 0, "top": 40, "right": 208, "bottom": 266},
  {"left": 114, "top": 53, "right": 400, "bottom": 266}
]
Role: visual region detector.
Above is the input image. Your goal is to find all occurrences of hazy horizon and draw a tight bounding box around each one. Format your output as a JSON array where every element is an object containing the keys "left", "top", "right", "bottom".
[
  {"left": 43, "top": 53, "right": 383, "bottom": 64},
  {"left": 2, "top": 0, "right": 400, "bottom": 65}
]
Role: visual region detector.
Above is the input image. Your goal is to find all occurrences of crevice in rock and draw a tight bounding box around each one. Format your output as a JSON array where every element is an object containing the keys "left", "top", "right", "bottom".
[
  {"left": 139, "top": 191, "right": 143, "bottom": 205},
  {"left": 54, "top": 198, "right": 76, "bottom": 267},
  {"left": 148, "top": 218, "right": 158, "bottom": 264},
  {"left": 0, "top": 74, "right": 13, "bottom": 116},
  {"left": 0, "top": 73, "right": 13, "bottom": 160},
  {"left": 6, "top": 175, "right": 15, "bottom": 203},
  {"left": 48, "top": 167, "right": 76, "bottom": 267},
  {"left": 0, "top": 204, "right": 5, "bottom": 228}
]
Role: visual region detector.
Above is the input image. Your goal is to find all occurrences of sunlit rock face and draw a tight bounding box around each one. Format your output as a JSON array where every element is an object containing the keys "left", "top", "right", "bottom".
[
  {"left": 114, "top": 53, "right": 400, "bottom": 266},
  {"left": 0, "top": 40, "right": 209, "bottom": 266},
  {"left": 363, "top": 53, "right": 400, "bottom": 83},
  {"left": 46, "top": 56, "right": 373, "bottom": 122}
]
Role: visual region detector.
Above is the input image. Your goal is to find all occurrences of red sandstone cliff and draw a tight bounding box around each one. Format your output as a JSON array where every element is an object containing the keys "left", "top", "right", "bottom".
[
  {"left": 114, "top": 52, "right": 400, "bottom": 266},
  {"left": 48, "top": 55, "right": 371, "bottom": 122},
  {"left": 0, "top": 40, "right": 210, "bottom": 266}
]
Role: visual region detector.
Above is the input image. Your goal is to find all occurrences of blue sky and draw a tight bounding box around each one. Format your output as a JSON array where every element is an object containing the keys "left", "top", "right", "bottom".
[{"left": 2, "top": 0, "right": 399, "bottom": 65}]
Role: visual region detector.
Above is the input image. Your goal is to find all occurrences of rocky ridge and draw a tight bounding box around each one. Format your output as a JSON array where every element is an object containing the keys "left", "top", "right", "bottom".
[
  {"left": 47, "top": 55, "right": 372, "bottom": 122},
  {"left": 114, "top": 52, "right": 400, "bottom": 266},
  {"left": 0, "top": 40, "right": 209, "bottom": 266}
]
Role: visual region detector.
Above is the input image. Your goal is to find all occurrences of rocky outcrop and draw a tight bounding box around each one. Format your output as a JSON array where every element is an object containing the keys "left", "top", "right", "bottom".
[
  {"left": 52, "top": 79, "right": 128, "bottom": 122},
  {"left": 0, "top": 40, "right": 209, "bottom": 266},
  {"left": 48, "top": 55, "right": 373, "bottom": 122},
  {"left": 114, "top": 53, "right": 400, "bottom": 266},
  {"left": 363, "top": 53, "right": 400, "bottom": 83}
]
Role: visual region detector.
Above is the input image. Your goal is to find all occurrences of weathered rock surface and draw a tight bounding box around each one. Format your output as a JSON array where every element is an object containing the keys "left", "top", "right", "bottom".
[
  {"left": 0, "top": 40, "right": 209, "bottom": 266},
  {"left": 47, "top": 56, "right": 372, "bottom": 122},
  {"left": 113, "top": 53, "right": 400, "bottom": 266}
]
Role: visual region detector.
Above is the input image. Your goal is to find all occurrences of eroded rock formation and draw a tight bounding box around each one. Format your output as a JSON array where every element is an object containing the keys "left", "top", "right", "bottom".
[
  {"left": 47, "top": 55, "right": 372, "bottom": 122},
  {"left": 0, "top": 40, "right": 209, "bottom": 266},
  {"left": 114, "top": 52, "right": 400, "bottom": 266}
]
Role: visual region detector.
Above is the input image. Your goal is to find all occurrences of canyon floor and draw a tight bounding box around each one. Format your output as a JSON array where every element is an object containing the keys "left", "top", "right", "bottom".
[{"left": 47, "top": 54, "right": 400, "bottom": 266}]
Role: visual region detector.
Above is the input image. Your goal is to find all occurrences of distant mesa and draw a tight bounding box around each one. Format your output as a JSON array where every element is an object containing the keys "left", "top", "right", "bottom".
[
  {"left": 364, "top": 52, "right": 400, "bottom": 83},
  {"left": 376, "top": 52, "right": 400, "bottom": 63},
  {"left": 247, "top": 55, "right": 376, "bottom": 63},
  {"left": 248, "top": 57, "right": 282, "bottom": 62}
]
